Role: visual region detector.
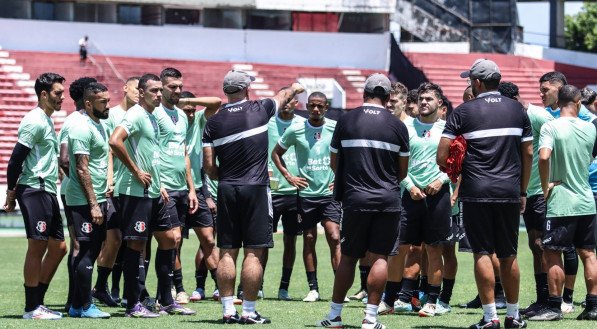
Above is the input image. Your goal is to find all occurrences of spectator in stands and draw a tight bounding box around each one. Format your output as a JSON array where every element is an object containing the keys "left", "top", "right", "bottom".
[
  {"left": 79, "top": 36, "right": 89, "bottom": 63},
  {"left": 405, "top": 89, "right": 419, "bottom": 117},
  {"left": 581, "top": 87, "right": 597, "bottom": 114}
]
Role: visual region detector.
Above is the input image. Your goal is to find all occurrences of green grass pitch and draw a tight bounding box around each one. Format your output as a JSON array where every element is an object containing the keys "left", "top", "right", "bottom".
[{"left": 0, "top": 233, "right": 592, "bottom": 328}]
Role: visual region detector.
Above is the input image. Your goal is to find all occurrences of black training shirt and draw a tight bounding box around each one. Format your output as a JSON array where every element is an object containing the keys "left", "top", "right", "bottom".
[
  {"left": 330, "top": 103, "right": 410, "bottom": 212},
  {"left": 203, "top": 99, "right": 277, "bottom": 185},
  {"left": 442, "top": 91, "right": 532, "bottom": 203}
]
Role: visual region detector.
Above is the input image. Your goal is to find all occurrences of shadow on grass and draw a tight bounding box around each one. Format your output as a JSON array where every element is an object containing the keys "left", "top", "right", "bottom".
[
  {"left": 0, "top": 315, "right": 23, "bottom": 319},
  {"left": 411, "top": 326, "right": 463, "bottom": 329},
  {"left": 304, "top": 325, "right": 360, "bottom": 328},
  {"left": 181, "top": 319, "right": 231, "bottom": 324}
]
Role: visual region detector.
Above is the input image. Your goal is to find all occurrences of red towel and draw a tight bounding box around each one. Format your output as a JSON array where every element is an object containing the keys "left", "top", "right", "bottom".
[{"left": 440, "top": 136, "right": 467, "bottom": 183}]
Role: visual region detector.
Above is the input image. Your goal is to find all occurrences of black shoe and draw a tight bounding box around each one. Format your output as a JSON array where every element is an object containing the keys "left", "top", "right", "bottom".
[
  {"left": 223, "top": 312, "right": 241, "bottom": 324},
  {"left": 505, "top": 316, "right": 527, "bottom": 328},
  {"left": 64, "top": 303, "right": 71, "bottom": 313},
  {"left": 527, "top": 307, "right": 563, "bottom": 321},
  {"left": 92, "top": 288, "right": 118, "bottom": 307},
  {"left": 239, "top": 311, "right": 271, "bottom": 324},
  {"left": 520, "top": 301, "right": 542, "bottom": 316},
  {"left": 110, "top": 290, "right": 121, "bottom": 304},
  {"left": 460, "top": 295, "right": 482, "bottom": 309},
  {"left": 577, "top": 306, "right": 597, "bottom": 320},
  {"left": 495, "top": 295, "right": 507, "bottom": 310},
  {"left": 469, "top": 318, "right": 500, "bottom": 329}
]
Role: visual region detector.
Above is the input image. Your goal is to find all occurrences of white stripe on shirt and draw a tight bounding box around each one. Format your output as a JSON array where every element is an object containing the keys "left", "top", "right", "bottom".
[
  {"left": 341, "top": 139, "right": 401, "bottom": 153},
  {"left": 212, "top": 124, "right": 268, "bottom": 147},
  {"left": 462, "top": 128, "right": 523, "bottom": 140}
]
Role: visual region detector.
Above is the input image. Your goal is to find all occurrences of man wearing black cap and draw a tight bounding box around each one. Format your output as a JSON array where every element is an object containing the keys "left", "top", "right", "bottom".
[
  {"left": 202, "top": 70, "right": 304, "bottom": 324},
  {"left": 437, "top": 59, "right": 533, "bottom": 329},
  {"left": 317, "top": 73, "right": 410, "bottom": 329}
]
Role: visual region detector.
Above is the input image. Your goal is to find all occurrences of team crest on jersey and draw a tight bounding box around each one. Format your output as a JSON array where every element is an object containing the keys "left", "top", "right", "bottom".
[
  {"left": 170, "top": 115, "right": 178, "bottom": 124},
  {"left": 36, "top": 221, "right": 47, "bottom": 233},
  {"left": 81, "top": 222, "right": 93, "bottom": 234},
  {"left": 314, "top": 132, "right": 321, "bottom": 140},
  {"left": 134, "top": 221, "right": 146, "bottom": 233},
  {"left": 421, "top": 130, "right": 431, "bottom": 138}
]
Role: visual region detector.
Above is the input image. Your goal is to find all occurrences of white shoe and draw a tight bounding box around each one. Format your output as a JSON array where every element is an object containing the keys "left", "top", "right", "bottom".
[
  {"left": 561, "top": 302, "right": 575, "bottom": 314},
  {"left": 344, "top": 296, "right": 350, "bottom": 303},
  {"left": 350, "top": 289, "right": 368, "bottom": 300},
  {"left": 23, "top": 305, "right": 62, "bottom": 320},
  {"left": 303, "top": 290, "right": 321, "bottom": 302},
  {"left": 418, "top": 303, "right": 436, "bottom": 317},
  {"left": 316, "top": 315, "right": 343, "bottom": 328},
  {"left": 377, "top": 301, "right": 394, "bottom": 315},
  {"left": 436, "top": 301, "right": 451, "bottom": 315},
  {"left": 361, "top": 319, "right": 386, "bottom": 329},
  {"left": 257, "top": 290, "right": 264, "bottom": 299}
]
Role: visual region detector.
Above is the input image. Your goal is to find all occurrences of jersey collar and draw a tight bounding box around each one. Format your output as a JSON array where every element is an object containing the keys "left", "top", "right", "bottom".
[
  {"left": 224, "top": 99, "right": 248, "bottom": 108},
  {"left": 362, "top": 102, "right": 385, "bottom": 109}
]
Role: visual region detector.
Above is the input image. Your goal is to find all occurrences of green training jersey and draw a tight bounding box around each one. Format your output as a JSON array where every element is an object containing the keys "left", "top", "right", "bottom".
[
  {"left": 16, "top": 107, "right": 59, "bottom": 194},
  {"left": 104, "top": 105, "right": 127, "bottom": 196},
  {"left": 206, "top": 176, "right": 218, "bottom": 202},
  {"left": 155, "top": 104, "right": 189, "bottom": 191},
  {"left": 117, "top": 104, "right": 161, "bottom": 198},
  {"left": 186, "top": 110, "right": 207, "bottom": 189},
  {"left": 400, "top": 117, "right": 449, "bottom": 191},
  {"left": 526, "top": 104, "right": 554, "bottom": 196},
  {"left": 65, "top": 114, "right": 109, "bottom": 206},
  {"left": 267, "top": 114, "right": 305, "bottom": 195},
  {"left": 278, "top": 119, "right": 336, "bottom": 197},
  {"left": 58, "top": 110, "right": 83, "bottom": 196},
  {"left": 539, "top": 117, "right": 596, "bottom": 217}
]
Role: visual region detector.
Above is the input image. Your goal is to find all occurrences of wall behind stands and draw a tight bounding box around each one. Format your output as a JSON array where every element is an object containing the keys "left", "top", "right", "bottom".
[{"left": 0, "top": 18, "right": 390, "bottom": 70}]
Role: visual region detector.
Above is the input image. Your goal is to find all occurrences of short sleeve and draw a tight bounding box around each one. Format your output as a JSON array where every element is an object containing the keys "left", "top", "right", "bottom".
[
  {"left": 278, "top": 124, "right": 296, "bottom": 150},
  {"left": 202, "top": 120, "right": 214, "bottom": 148},
  {"left": 521, "top": 111, "right": 533, "bottom": 142},
  {"left": 329, "top": 117, "right": 343, "bottom": 154},
  {"left": 58, "top": 126, "right": 69, "bottom": 145},
  {"left": 397, "top": 120, "right": 410, "bottom": 157},
  {"left": 17, "top": 119, "right": 42, "bottom": 149},
  {"left": 538, "top": 123, "right": 554, "bottom": 151},
  {"left": 118, "top": 109, "right": 138, "bottom": 136},
  {"left": 442, "top": 108, "right": 462, "bottom": 139},
  {"left": 259, "top": 98, "right": 277, "bottom": 118},
  {"left": 69, "top": 124, "right": 91, "bottom": 155}
]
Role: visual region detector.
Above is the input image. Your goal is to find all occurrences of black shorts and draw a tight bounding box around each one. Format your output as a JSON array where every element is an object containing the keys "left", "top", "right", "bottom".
[
  {"left": 341, "top": 210, "right": 400, "bottom": 258},
  {"left": 389, "top": 206, "right": 406, "bottom": 256},
  {"left": 119, "top": 194, "right": 160, "bottom": 241},
  {"left": 183, "top": 190, "right": 215, "bottom": 239},
  {"left": 272, "top": 194, "right": 300, "bottom": 235},
  {"left": 523, "top": 195, "right": 546, "bottom": 232},
  {"left": 16, "top": 185, "right": 64, "bottom": 241},
  {"left": 399, "top": 184, "right": 452, "bottom": 246},
  {"left": 68, "top": 202, "right": 108, "bottom": 242},
  {"left": 542, "top": 215, "right": 597, "bottom": 251},
  {"left": 461, "top": 202, "right": 520, "bottom": 259},
  {"left": 216, "top": 184, "right": 273, "bottom": 249},
  {"left": 300, "top": 196, "right": 342, "bottom": 230},
  {"left": 61, "top": 194, "right": 74, "bottom": 226},
  {"left": 445, "top": 215, "right": 461, "bottom": 246},
  {"left": 105, "top": 197, "right": 120, "bottom": 231},
  {"left": 156, "top": 189, "right": 186, "bottom": 231},
  {"left": 455, "top": 210, "right": 473, "bottom": 252}
]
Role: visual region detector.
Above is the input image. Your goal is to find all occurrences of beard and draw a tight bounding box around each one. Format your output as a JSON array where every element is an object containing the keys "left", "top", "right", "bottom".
[{"left": 93, "top": 108, "right": 109, "bottom": 119}]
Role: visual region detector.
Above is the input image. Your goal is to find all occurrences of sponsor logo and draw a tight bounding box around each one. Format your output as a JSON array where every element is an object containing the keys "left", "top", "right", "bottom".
[
  {"left": 86, "top": 266, "right": 93, "bottom": 270},
  {"left": 484, "top": 98, "right": 502, "bottom": 103},
  {"left": 134, "top": 221, "right": 146, "bottom": 233},
  {"left": 81, "top": 222, "right": 93, "bottom": 234},
  {"left": 227, "top": 107, "right": 242, "bottom": 112},
  {"left": 364, "top": 109, "right": 380, "bottom": 115},
  {"left": 36, "top": 221, "right": 47, "bottom": 233}
]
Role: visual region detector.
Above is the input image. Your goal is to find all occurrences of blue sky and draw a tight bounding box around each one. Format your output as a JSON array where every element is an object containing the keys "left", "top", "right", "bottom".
[{"left": 517, "top": 1, "right": 584, "bottom": 46}]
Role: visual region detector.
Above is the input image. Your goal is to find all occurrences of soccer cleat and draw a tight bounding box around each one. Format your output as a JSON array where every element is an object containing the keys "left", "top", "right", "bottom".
[
  {"left": 504, "top": 316, "right": 527, "bottom": 328},
  {"left": 141, "top": 296, "right": 159, "bottom": 312},
  {"left": 394, "top": 299, "right": 413, "bottom": 313},
  {"left": 361, "top": 296, "right": 368, "bottom": 304},
  {"left": 460, "top": 295, "right": 482, "bottom": 309},
  {"left": 81, "top": 304, "right": 110, "bottom": 319},
  {"left": 212, "top": 289, "right": 220, "bottom": 301},
  {"left": 258, "top": 290, "right": 265, "bottom": 299},
  {"left": 527, "top": 307, "right": 563, "bottom": 321},
  {"left": 125, "top": 303, "right": 160, "bottom": 318},
  {"left": 495, "top": 294, "right": 507, "bottom": 310},
  {"left": 120, "top": 298, "right": 128, "bottom": 308},
  {"left": 68, "top": 306, "right": 82, "bottom": 318},
  {"left": 63, "top": 303, "right": 71, "bottom": 313},
  {"left": 159, "top": 302, "right": 197, "bottom": 315},
  {"left": 110, "top": 290, "right": 121, "bottom": 304},
  {"left": 561, "top": 302, "right": 575, "bottom": 314},
  {"left": 239, "top": 311, "right": 271, "bottom": 324},
  {"left": 344, "top": 297, "right": 351, "bottom": 303},
  {"left": 223, "top": 312, "right": 241, "bottom": 324},
  {"left": 350, "top": 289, "right": 368, "bottom": 301},
  {"left": 377, "top": 301, "right": 394, "bottom": 315},
  {"left": 40, "top": 305, "right": 62, "bottom": 317},
  {"left": 576, "top": 306, "right": 597, "bottom": 320},
  {"left": 92, "top": 288, "right": 119, "bottom": 307},
  {"left": 23, "top": 305, "right": 62, "bottom": 320},
  {"left": 176, "top": 291, "right": 190, "bottom": 305},
  {"left": 436, "top": 301, "right": 451, "bottom": 315},
  {"left": 278, "top": 289, "right": 292, "bottom": 301},
  {"left": 418, "top": 303, "right": 436, "bottom": 317},
  {"left": 419, "top": 292, "right": 428, "bottom": 306},
  {"left": 303, "top": 290, "right": 321, "bottom": 302},
  {"left": 361, "top": 318, "right": 386, "bottom": 329},
  {"left": 520, "top": 301, "right": 543, "bottom": 316},
  {"left": 190, "top": 288, "right": 205, "bottom": 302},
  {"left": 316, "top": 316, "right": 343, "bottom": 328},
  {"left": 469, "top": 318, "right": 500, "bottom": 329}
]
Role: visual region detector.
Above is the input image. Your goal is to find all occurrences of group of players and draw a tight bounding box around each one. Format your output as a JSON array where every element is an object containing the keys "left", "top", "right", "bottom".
[{"left": 3, "top": 58, "right": 597, "bottom": 329}]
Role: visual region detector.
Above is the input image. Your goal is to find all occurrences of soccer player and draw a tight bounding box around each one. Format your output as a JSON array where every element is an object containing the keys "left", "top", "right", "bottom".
[
  {"left": 4, "top": 72, "right": 68, "bottom": 319},
  {"left": 57, "top": 76, "right": 97, "bottom": 311},
  {"left": 405, "top": 89, "right": 419, "bottom": 117},
  {"left": 398, "top": 82, "right": 452, "bottom": 317},
  {"left": 581, "top": 87, "right": 596, "bottom": 114},
  {"left": 463, "top": 85, "right": 474, "bottom": 102},
  {"left": 203, "top": 70, "right": 304, "bottom": 324},
  {"left": 388, "top": 82, "right": 408, "bottom": 120},
  {"left": 438, "top": 59, "right": 533, "bottom": 329},
  {"left": 65, "top": 82, "right": 111, "bottom": 318},
  {"left": 266, "top": 93, "right": 305, "bottom": 301},
  {"left": 93, "top": 76, "right": 139, "bottom": 305},
  {"left": 272, "top": 91, "right": 341, "bottom": 303},
  {"left": 535, "top": 85, "right": 597, "bottom": 321},
  {"left": 317, "top": 73, "right": 409, "bottom": 329},
  {"left": 175, "top": 90, "right": 222, "bottom": 303}
]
